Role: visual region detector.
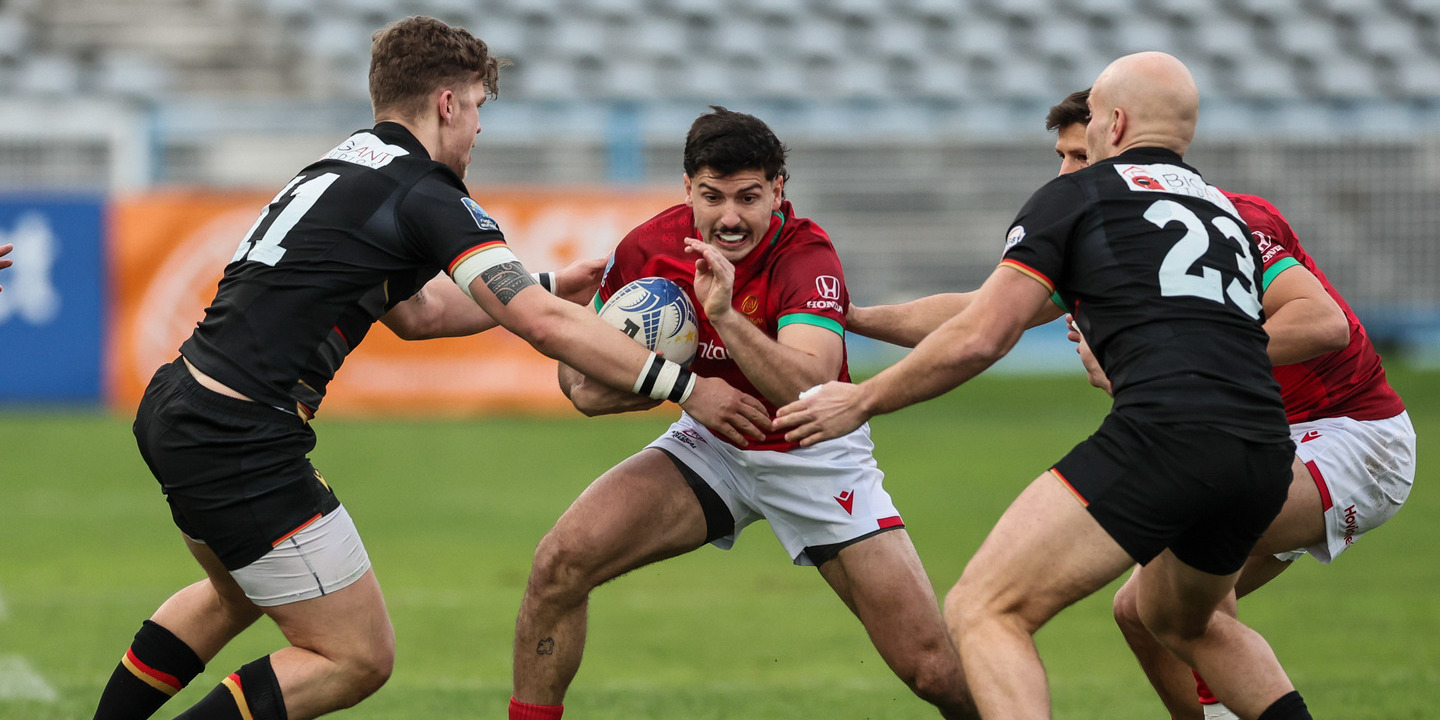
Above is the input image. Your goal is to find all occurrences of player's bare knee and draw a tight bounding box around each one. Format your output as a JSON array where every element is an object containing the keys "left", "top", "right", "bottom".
[
  {"left": 1111, "top": 580, "right": 1144, "bottom": 636},
  {"left": 336, "top": 639, "right": 395, "bottom": 705},
  {"left": 528, "top": 532, "right": 603, "bottom": 602},
  {"left": 904, "top": 649, "right": 966, "bottom": 710},
  {"left": 1135, "top": 601, "right": 1208, "bottom": 650}
]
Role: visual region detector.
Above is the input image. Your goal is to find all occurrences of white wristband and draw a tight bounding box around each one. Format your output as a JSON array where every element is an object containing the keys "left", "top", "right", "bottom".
[
  {"left": 530, "top": 271, "right": 557, "bottom": 294},
  {"left": 632, "top": 352, "right": 696, "bottom": 403}
]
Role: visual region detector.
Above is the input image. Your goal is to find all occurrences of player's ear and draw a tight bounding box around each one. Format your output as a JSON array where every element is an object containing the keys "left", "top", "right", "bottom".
[
  {"left": 683, "top": 174, "right": 693, "bottom": 206},
  {"left": 772, "top": 174, "right": 785, "bottom": 202},
  {"left": 437, "top": 89, "right": 455, "bottom": 123},
  {"left": 1110, "top": 107, "right": 1126, "bottom": 147}
]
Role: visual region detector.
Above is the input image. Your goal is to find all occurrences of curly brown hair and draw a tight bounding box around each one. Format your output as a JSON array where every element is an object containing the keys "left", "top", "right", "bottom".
[{"left": 369, "top": 16, "right": 504, "bottom": 120}]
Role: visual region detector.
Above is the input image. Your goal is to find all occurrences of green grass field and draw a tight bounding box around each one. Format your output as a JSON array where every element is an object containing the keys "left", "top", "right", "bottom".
[{"left": 1, "top": 369, "right": 1436, "bottom": 719}]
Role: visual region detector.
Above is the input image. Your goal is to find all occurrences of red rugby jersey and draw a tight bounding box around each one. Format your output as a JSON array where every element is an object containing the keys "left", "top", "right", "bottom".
[
  {"left": 1226, "top": 191, "right": 1405, "bottom": 423},
  {"left": 597, "top": 200, "right": 850, "bottom": 451}
]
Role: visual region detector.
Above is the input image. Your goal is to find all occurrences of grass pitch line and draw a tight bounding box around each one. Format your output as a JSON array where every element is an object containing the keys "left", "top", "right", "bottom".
[{"left": 0, "top": 655, "right": 58, "bottom": 702}]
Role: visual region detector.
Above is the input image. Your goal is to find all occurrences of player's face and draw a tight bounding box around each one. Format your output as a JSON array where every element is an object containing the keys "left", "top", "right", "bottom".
[
  {"left": 1055, "top": 122, "right": 1089, "bottom": 176},
  {"left": 685, "top": 167, "right": 783, "bottom": 263},
  {"left": 439, "top": 81, "right": 485, "bottom": 178}
]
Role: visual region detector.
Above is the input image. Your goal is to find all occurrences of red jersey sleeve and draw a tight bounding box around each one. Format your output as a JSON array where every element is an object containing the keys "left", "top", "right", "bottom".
[
  {"left": 770, "top": 232, "right": 847, "bottom": 338},
  {"left": 1226, "top": 192, "right": 1302, "bottom": 290}
]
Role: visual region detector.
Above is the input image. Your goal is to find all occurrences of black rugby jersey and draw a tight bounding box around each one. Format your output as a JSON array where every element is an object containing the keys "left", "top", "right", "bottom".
[
  {"left": 1000, "top": 147, "right": 1288, "bottom": 441},
  {"left": 180, "top": 122, "right": 506, "bottom": 417}
]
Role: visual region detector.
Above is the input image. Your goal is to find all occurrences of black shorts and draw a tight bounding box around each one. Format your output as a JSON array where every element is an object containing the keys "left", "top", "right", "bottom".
[
  {"left": 133, "top": 360, "right": 340, "bottom": 571},
  {"left": 1052, "top": 412, "right": 1294, "bottom": 576}
]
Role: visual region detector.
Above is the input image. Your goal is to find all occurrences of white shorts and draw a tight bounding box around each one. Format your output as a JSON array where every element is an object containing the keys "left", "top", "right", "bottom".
[
  {"left": 1276, "top": 411, "right": 1415, "bottom": 564},
  {"left": 222, "top": 505, "right": 373, "bottom": 606},
  {"left": 647, "top": 413, "right": 903, "bottom": 566}
]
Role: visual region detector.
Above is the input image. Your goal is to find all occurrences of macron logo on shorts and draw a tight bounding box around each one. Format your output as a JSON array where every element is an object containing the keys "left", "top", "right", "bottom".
[
  {"left": 834, "top": 490, "right": 855, "bottom": 515},
  {"left": 1301, "top": 430, "right": 1322, "bottom": 443}
]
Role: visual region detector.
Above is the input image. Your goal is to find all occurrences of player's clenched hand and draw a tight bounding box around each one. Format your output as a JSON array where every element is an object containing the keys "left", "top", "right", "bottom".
[
  {"left": 0, "top": 243, "right": 12, "bottom": 293},
  {"left": 555, "top": 256, "right": 608, "bottom": 306},
  {"left": 1064, "top": 314, "right": 1113, "bottom": 396},
  {"left": 774, "top": 381, "right": 869, "bottom": 447},
  {"left": 681, "top": 375, "right": 770, "bottom": 446},
  {"left": 684, "top": 238, "right": 735, "bottom": 319}
]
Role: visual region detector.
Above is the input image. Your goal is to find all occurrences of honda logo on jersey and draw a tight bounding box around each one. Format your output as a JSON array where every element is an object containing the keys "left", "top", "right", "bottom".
[{"left": 815, "top": 275, "right": 840, "bottom": 300}]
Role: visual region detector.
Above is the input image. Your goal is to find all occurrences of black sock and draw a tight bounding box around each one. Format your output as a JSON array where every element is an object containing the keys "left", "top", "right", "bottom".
[
  {"left": 93, "top": 620, "right": 205, "bottom": 720},
  {"left": 173, "top": 655, "right": 288, "bottom": 720},
  {"left": 1257, "top": 690, "right": 1312, "bottom": 720}
]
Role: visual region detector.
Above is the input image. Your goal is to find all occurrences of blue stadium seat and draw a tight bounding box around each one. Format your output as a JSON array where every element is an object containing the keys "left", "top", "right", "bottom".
[
  {"left": 1190, "top": 14, "right": 1262, "bottom": 58},
  {"left": 15, "top": 53, "right": 81, "bottom": 96},
  {"left": 1270, "top": 15, "right": 1344, "bottom": 61},
  {"left": 1303, "top": 55, "right": 1385, "bottom": 99},
  {"left": 869, "top": 15, "right": 930, "bottom": 63},
  {"left": 1350, "top": 15, "right": 1429, "bottom": 61}
]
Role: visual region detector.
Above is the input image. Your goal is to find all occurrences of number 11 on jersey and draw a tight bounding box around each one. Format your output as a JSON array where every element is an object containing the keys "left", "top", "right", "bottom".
[{"left": 232, "top": 173, "right": 341, "bottom": 266}]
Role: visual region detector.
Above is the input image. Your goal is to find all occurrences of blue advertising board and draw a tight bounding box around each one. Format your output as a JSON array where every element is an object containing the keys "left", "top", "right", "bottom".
[{"left": 0, "top": 195, "right": 105, "bottom": 402}]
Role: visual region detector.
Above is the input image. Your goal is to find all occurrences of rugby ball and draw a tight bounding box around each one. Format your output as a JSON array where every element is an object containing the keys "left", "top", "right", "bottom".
[{"left": 597, "top": 277, "right": 699, "bottom": 366}]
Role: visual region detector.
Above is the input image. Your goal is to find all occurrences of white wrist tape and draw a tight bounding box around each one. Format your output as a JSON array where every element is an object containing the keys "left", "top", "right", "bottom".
[
  {"left": 451, "top": 244, "right": 521, "bottom": 301},
  {"left": 530, "top": 271, "right": 557, "bottom": 294},
  {"left": 632, "top": 352, "right": 697, "bottom": 403}
]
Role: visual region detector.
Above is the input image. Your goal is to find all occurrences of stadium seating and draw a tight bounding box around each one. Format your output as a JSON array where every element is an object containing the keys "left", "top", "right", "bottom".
[
  {"left": 2, "top": 0, "right": 1436, "bottom": 316},
  {"left": 1, "top": 0, "right": 1433, "bottom": 110}
]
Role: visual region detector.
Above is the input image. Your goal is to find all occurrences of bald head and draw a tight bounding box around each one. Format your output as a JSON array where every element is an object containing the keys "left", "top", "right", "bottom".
[{"left": 1085, "top": 52, "right": 1199, "bottom": 163}]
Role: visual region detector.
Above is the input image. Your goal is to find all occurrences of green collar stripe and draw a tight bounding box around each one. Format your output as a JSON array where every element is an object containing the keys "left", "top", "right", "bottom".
[
  {"left": 1262, "top": 257, "right": 1300, "bottom": 292},
  {"left": 768, "top": 210, "right": 786, "bottom": 248},
  {"left": 778, "top": 313, "right": 844, "bottom": 337}
]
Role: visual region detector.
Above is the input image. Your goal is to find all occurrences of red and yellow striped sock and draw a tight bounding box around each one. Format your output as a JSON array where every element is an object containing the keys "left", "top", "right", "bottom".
[{"left": 93, "top": 620, "right": 204, "bottom": 720}]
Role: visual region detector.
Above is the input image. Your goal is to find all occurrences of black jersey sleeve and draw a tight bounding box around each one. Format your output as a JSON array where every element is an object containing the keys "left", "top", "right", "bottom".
[
  {"left": 397, "top": 171, "right": 510, "bottom": 275},
  {"left": 999, "top": 175, "right": 1089, "bottom": 295}
]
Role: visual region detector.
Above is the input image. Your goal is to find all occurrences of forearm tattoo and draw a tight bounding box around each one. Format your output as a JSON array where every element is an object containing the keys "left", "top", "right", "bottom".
[
  {"left": 536, "top": 637, "right": 555, "bottom": 655},
  {"left": 481, "top": 261, "right": 537, "bottom": 305}
]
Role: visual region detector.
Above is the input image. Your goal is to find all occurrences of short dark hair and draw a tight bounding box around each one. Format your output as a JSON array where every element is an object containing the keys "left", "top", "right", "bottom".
[
  {"left": 1045, "top": 88, "right": 1091, "bottom": 132},
  {"left": 683, "top": 106, "right": 789, "bottom": 183},
  {"left": 369, "top": 16, "right": 504, "bottom": 119}
]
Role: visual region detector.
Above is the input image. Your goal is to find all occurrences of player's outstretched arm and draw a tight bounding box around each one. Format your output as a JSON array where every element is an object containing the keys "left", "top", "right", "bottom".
[
  {"left": 558, "top": 361, "right": 663, "bottom": 416},
  {"left": 778, "top": 265, "right": 1049, "bottom": 446},
  {"left": 382, "top": 272, "right": 500, "bottom": 339},
  {"left": 850, "top": 291, "right": 1064, "bottom": 348},
  {"left": 466, "top": 264, "right": 770, "bottom": 445},
  {"left": 383, "top": 257, "right": 607, "bottom": 340},
  {"left": 847, "top": 293, "right": 973, "bottom": 348},
  {"left": 0, "top": 243, "right": 12, "bottom": 293},
  {"left": 551, "top": 255, "right": 608, "bottom": 307},
  {"left": 1261, "top": 265, "right": 1348, "bottom": 366}
]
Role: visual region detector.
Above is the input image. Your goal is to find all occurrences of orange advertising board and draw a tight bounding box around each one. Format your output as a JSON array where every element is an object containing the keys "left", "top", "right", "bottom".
[{"left": 106, "top": 186, "right": 681, "bottom": 416}]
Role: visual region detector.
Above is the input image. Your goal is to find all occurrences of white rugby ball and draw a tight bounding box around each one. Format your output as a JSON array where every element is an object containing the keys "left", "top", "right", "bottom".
[{"left": 597, "top": 277, "right": 699, "bottom": 366}]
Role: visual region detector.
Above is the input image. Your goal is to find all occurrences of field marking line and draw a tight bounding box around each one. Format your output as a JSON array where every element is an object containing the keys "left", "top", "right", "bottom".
[
  {"left": 0, "top": 582, "right": 8, "bottom": 620},
  {"left": 0, "top": 655, "right": 59, "bottom": 702}
]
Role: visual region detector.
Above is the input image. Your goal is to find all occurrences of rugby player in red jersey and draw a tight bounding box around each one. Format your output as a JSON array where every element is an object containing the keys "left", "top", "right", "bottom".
[{"left": 508, "top": 107, "right": 977, "bottom": 720}]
